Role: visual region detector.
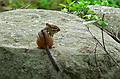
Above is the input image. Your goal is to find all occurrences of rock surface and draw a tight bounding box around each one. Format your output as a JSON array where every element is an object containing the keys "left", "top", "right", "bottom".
[{"left": 0, "top": 9, "right": 120, "bottom": 79}]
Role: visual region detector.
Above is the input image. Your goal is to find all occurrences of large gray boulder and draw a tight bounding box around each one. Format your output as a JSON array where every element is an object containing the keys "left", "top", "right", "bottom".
[{"left": 0, "top": 9, "right": 120, "bottom": 79}]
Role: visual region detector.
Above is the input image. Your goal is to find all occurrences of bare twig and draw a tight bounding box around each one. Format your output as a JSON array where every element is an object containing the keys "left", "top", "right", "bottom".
[
  {"left": 101, "top": 14, "right": 106, "bottom": 49},
  {"left": 87, "top": 27, "right": 120, "bottom": 68},
  {"left": 93, "top": 14, "right": 120, "bottom": 44},
  {"left": 93, "top": 43, "right": 102, "bottom": 75},
  {"left": 94, "top": 43, "right": 98, "bottom": 67}
]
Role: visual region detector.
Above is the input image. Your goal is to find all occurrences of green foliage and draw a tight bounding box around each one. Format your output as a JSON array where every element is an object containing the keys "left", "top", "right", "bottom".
[
  {"left": 7, "top": 0, "right": 120, "bottom": 10},
  {"left": 60, "top": 0, "right": 120, "bottom": 18},
  {"left": 60, "top": 0, "right": 111, "bottom": 28},
  {"left": 77, "top": 0, "right": 120, "bottom": 8},
  {"left": 34, "top": 0, "right": 51, "bottom": 9},
  {"left": 8, "top": 0, "right": 66, "bottom": 10},
  {"left": 98, "top": 20, "right": 108, "bottom": 28},
  {"left": 9, "top": 0, "right": 30, "bottom": 9},
  {"left": 60, "top": 0, "right": 98, "bottom": 21}
]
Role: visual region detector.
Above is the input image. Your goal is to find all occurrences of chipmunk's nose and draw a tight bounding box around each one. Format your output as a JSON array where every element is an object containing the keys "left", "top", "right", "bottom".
[{"left": 58, "top": 28, "right": 60, "bottom": 31}]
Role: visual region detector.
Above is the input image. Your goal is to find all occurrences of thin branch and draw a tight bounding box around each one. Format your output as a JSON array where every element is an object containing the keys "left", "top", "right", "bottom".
[
  {"left": 93, "top": 14, "right": 120, "bottom": 44},
  {"left": 93, "top": 43, "right": 102, "bottom": 74},
  {"left": 94, "top": 43, "right": 98, "bottom": 67},
  {"left": 87, "top": 27, "right": 120, "bottom": 68},
  {"left": 101, "top": 14, "right": 106, "bottom": 49}
]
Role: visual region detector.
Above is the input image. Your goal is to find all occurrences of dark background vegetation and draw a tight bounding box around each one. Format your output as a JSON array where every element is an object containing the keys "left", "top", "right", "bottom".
[{"left": 0, "top": 0, "right": 120, "bottom": 11}]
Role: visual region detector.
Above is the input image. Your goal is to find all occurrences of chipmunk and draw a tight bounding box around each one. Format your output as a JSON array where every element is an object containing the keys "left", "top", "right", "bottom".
[
  {"left": 36, "top": 23, "right": 61, "bottom": 72},
  {"left": 36, "top": 23, "right": 60, "bottom": 49}
]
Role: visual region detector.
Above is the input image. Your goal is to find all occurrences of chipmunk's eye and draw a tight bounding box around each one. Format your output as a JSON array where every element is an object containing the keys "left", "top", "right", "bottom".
[{"left": 46, "top": 23, "right": 51, "bottom": 27}]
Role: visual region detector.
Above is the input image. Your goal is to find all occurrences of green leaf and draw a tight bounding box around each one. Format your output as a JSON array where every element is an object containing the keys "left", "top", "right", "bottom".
[
  {"left": 61, "top": 8, "right": 68, "bottom": 12},
  {"left": 83, "top": 15, "right": 92, "bottom": 20},
  {"left": 98, "top": 21, "right": 108, "bottom": 28},
  {"left": 92, "top": 15, "right": 99, "bottom": 20},
  {"left": 59, "top": 4, "right": 66, "bottom": 8},
  {"left": 66, "top": 0, "right": 72, "bottom": 4},
  {"left": 69, "top": 1, "right": 75, "bottom": 6},
  {"left": 101, "top": 1, "right": 109, "bottom": 6},
  {"left": 87, "top": 9, "right": 96, "bottom": 15}
]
